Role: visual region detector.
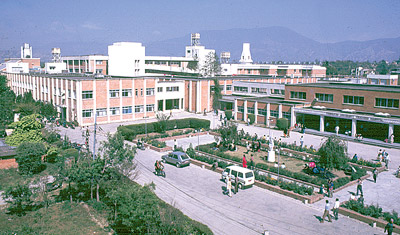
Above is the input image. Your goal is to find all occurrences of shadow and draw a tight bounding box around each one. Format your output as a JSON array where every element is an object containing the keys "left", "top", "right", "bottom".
[
  {"left": 314, "top": 215, "right": 323, "bottom": 222},
  {"left": 365, "top": 179, "right": 374, "bottom": 182},
  {"left": 348, "top": 191, "right": 355, "bottom": 195}
]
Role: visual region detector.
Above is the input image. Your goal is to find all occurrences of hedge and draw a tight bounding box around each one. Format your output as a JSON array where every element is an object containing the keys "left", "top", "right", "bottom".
[
  {"left": 225, "top": 110, "right": 232, "bottom": 120},
  {"left": 118, "top": 118, "right": 210, "bottom": 140},
  {"left": 248, "top": 114, "right": 255, "bottom": 124},
  {"left": 276, "top": 118, "right": 289, "bottom": 130}
]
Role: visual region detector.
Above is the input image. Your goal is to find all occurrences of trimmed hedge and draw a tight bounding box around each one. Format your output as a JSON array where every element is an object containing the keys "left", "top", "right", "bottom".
[
  {"left": 276, "top": 118, "right": 289, "bottom": 130},
  {"left": 248, "top": 114, "right": 255, "bottom": 124},
  {"left": 255, "top": 173, "right": 314, "bottom": 196},
  {"left": 118, "top": 118, "right": 210, "bottom": 140},
  {"left": 225, "top": 110, "right": 232, "bottom": 120},
  {"left": 351, "top": 158, "right": 382, "bottom": 168}
]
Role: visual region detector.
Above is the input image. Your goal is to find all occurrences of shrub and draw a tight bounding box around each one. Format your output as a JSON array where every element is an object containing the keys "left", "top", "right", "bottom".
[
  {"left": 248, "top": 114, "right": 255, "bottom": 124},
  {"left": 276, "top": 118, "right": 289, "bottom": 130},
  {"left": 16, "top": 142, "right": 46, "bottom": 174},
  {"left": 149, "top": 140, "right": 166, "bottom": 148},
  {"left": 176, "top": 118, "right": 190, "bottom": 129},
  {"left": 225, "top": 110, "right": 232, "bottom": 120},
  {"left": 189, "top": 118, "right": 210, "bottom": 130},
  {"left": 342, "top": 200, "right": 383, "bottom": 219},
  {"left": 3, "top": 184, "right": 34, "bottom": 216},
  {"left": 46, "top": 146, "right": 59, "bottom": 163},
  {"left": 61, "top": 148, "right": 79, "bottom": 160}
]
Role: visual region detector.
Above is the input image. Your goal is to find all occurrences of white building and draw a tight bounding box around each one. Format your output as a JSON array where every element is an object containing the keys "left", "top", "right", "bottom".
[
  {"left": 108, "top": 42, "right": 145, "bottom": 77},
  {"left": 5, "top": 60, "right": 29, "bottom": 73},
  {"left": 45, "top": 62, "right": 67, "bottom": 74}
]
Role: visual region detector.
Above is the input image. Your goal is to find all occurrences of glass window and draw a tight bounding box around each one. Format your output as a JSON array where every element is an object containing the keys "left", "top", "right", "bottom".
[
  {"left": 146, "top": 104, "right": 154, "bottom": 112},
  {"left": 270, "top": 110, "right": 279, "bottom": 118},
  {"left": 82, "top": 109, "right": 93, "bottom": 118},
  {"left": 245, "top": 172, "right": 254, "bottom": 178},
  {"left": 234, "top": 86, "right": 248, "bottom": 92},
  {"left": 135, "top": 105, "right": 144, "bottom": 113},
  {"left": 238, "top": 106, "right": 244, "bottom": 113},
  {"left": 109, "top": 89, "right": 119, "bottom": 98},
  {"left": 226, "top": 85, "right": 232, "bottom": 91},
  {"left": 231, "top": 170, "right": 238, "bottom": 177},
  {"left": 135, "top": 89, "right": 138, "bottom": 96},
  {"left": 166, "top": 86, "right": 179, "bottom": 92},
  {"left": 258, "top": 108, "right": 267, "bottom": 116},
  {"left": 96, "top": 60, "right": 103, "bottom": 65},
  {"left": 157, "top": 87, "right": 163, "bottom": 92},
  {"left": 146, "top": 88, "right": 155, "bottom": 96},
  {"left": 375, "top": 98, "right": 399, "bottom": 108},
  {"left": 140, "top": 88, "right": 143, "bottom": 96},
  {"left": 238, "top": 172, "right": 243, "bottom": 178},
  {"left": 122, "top": 89, "right": 132, "bottom": 97},
  {"left": 290, "top": 91, "right": 306, "bottom": 100},
  {"left": 122, "top": 106, "right": 132, "bottom": 114},
  {"left": 343, "top": 95, "right": 364, "bottom": 105},
  {"left": 247, "top": 107, "right": 255, "bottom": 114},
  {"left": 110, "top": 107, "right": 120, "bottom": 115},
  {"left": 96, "top": 108, "right": 107, "bottom": 117},
  {"left": 180, "top": 154, "right": 189, "bottom": 160},
  {"left": 82, "top": 90, "right": 93, "bottom": 99},
  {"left": 315, "top": 93, "right": 333, "bottom": 102}
]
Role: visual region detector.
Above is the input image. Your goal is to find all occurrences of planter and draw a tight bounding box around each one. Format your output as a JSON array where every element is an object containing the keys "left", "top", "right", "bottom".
[
  {"left": 132, "top": 139, "right": 172, "bottom": 152},
  {"left": 348, "top": 162, "right": 385, "bottom": 173},
  {"left": 0, "top": 158, "right": 18, "bottom": 169},
  {"left": 339, "top": 206, "right": 400, "bottom": 233},
  {"left": 333, "top": 173, "right": 370, "bottom": 193}
]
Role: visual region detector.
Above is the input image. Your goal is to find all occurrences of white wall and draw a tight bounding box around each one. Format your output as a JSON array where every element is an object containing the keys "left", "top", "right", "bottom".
[
  {"left": 108, "top": 42, "right": 145, "bottom": 77},
  {"left": 6, "top": 62, "right": 29, "bottom": 73},
  {"left": 45, "top": 62, "right": 67, "bottom": 74}
]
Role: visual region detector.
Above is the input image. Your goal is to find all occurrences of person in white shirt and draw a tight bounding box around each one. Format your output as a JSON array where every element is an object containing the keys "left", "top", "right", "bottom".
[
  {"left": 321, "top": 200, "right": 332, "bottom": 223},
  {"left": 333, "top": 198, "right": 340, "bottom": 220}
]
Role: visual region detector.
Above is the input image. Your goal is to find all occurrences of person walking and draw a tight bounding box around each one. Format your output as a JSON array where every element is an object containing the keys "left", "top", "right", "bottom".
[
  {"left": 333, "top": 198, "right": 340, "bottom": 220},
  {"left": 385, "top": 153, "right": 390, "bottom": 169},
  {"left": 321, "top": 200, "right": 333, "bottom": 223},
  {"left": 226, "top": 175, "right": 232, "bottom": 197},
  {"left": 328, "top": 180, "right": 334, "bottom": 198},
  {"left": 242, "top": 155, "right": 247, "bottom": 168},
  {"left": 373, "top": 168, "right": 378, "bottom": 183},
  {"left": 300, "top": 136, "right": 304, "bottom": 148},
  {"left": 174, "top": 139, "right": 178, "bottom": 150},
  {"left": 384, "top": 218, "right": 394, "bottom": 235},
  {"left": 356, "top": 179, "right": 363, "bottom": 196},
  {"left": 234, "top": 176, "right": 239, "bottom": 194}
]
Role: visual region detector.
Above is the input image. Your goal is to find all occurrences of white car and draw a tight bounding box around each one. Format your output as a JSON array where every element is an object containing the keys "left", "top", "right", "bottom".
[{"left": 221, "top": 165, "right": 255, "bottom": 189}]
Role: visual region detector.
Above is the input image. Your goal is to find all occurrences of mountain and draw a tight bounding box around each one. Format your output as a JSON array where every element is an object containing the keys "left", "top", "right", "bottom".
[
  {"left": 1, "top": 26, "right": 399, "bottom": 62},
  {"left": 145, "top": 27, "right": 400, "bottom": 62}
]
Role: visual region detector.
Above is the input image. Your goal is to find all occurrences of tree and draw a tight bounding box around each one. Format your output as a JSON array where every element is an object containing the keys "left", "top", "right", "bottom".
[
  {"left": 99, "top": 132, "right": 136, "bottom": 168},
  {"left": 276, "top": 118, "right": 289, "bottom": 130},
  {"left": 187, "top": 56, "right": 199, "bottom": 71},
  {"left": 216, "top": 121, "right": 240, "bottom": 147},
  {"left": 200, "top": 52, "right": 221, "bottom": 77},
  {"left": 153, "top": 112, "right": 170, "bottom": 133},
  {"left": 211, "top": 78, "right": 222, "bottom": 111},
  {"left": 318, "top": 136, "right": 348, "bottom": 170},
  {"left": 5, "top": 114, "right": 43, "bottom": 146},
  {"left": 15, "top": 142, "right": 46, "bottom": 174},
  {"left": 2, "top": 184, "right": 33, "bottom": 216},
  {"left": 376, "top": 60, "right": 389, "bottom": 75},
  {"left": 0, "top": 75, "right": 16, "bottom": 130}
]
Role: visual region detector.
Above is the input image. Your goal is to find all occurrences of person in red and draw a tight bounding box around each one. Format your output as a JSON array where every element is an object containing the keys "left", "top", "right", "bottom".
[{"left": 242, "top": 154, "right": 247, "bottom": 168}]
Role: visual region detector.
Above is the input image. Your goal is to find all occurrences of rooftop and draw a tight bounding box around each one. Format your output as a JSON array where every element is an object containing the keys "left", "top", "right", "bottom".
[{"left": 286, "top": 82, "right": 400, "bottom": 93}]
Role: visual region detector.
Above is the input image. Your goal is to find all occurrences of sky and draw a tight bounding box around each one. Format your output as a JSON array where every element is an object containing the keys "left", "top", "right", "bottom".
[{"left": 1, "top": 0, "right": 399, "bottom": 51}]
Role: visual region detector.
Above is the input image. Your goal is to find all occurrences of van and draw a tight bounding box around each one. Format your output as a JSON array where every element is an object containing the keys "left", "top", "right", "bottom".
[{"left": 221, "top": 165, "right": 255, "bottom": 189}]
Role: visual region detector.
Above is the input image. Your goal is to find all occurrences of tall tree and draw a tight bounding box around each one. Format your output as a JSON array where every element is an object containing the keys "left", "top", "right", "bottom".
[
  {"left": 0, "top": 75, "right": 16, "bottom": 129},
  {"left": 5, "top": 114, "right": 43, "bottom": 146},
  {"left": 318, "top": 136, "right": 348, "bottom": 170},
  {"left": 200, "top": 52, "right": 221, "bottom": 77},
  {"left": 376, "top": 60, "right": 389, "bottom": 75},
  {"left": 212, "top": 78, "right": 222, "bottom": 111}
]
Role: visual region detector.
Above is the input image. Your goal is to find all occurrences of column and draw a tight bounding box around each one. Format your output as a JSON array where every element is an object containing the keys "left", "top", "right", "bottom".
[
  {"left": 107, "top": 79, "right": 110, "bottom": 122},
  {"left": 388, "top": 124, "right": 394, "bottom": 139},
  {"left": 189, "top": 81, "right": 192, "bottom": 112},
  {"left": 76, "top": 81, "right": 82, "bottom": 126},
  {"left": 163, "top": 99, "right": 166, "bottom": 111},
  {"left": 278, "top": 104, "right": 283, "bottom": 118},
  {"left": 207, "top": 80, "right": 210, "bottom": 111},
  {"left": 224, "top": 80, "right": 227, "bottom": 95},
  {"left": 290, "top": 107, "right": 296, "bottom": 127},
  {"left": 119, "top": 79, "right": 122, "bottom": 121},
  {"left": 234, "top": 99, "right": 238, "bottom": 120},
  {"left": 266, "top": 103, "right": 271, "bottom": 127},
  {"left": 244, "top": 100, "right": 248, "bottom": 121},
  {"left": 351, "top": 119, "right": 357, "bottom": 137},
  {"left": 319, "top": 115, "right": 325, "bottom": 132},
  {"left": 254, "top": 101, "right": 258, "bottom": 124},
  {"left": 196, "top": 81, "right": 201, "bottom": 113},
  {"left": 72, "top": 60, "right": 75, "bottom": 73}
]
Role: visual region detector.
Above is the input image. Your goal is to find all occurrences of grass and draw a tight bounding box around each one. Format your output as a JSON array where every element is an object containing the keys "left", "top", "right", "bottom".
[{"left": 0, "top": 202, "right": 109, "bottom": 235}]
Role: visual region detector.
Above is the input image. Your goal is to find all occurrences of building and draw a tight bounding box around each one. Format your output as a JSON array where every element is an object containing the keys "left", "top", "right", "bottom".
[
  {"left": 285, "top": 82, "right": 400, "bottom": 142},
  {"left": 366, "top": 74, "right": 398, "bottom": 86},
  {"left": 62, "top": 55, "right": 108, "bottom": 75}
]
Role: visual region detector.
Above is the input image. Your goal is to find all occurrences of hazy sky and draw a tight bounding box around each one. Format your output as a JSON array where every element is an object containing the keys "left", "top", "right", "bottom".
[{"left": 1, "top": 0, "right": 399, "bottom": 50}]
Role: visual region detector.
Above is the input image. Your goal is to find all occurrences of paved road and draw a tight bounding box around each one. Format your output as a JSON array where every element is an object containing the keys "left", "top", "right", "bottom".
[{"left": 133, "top": 147, "right": 385, "bottom": 235}]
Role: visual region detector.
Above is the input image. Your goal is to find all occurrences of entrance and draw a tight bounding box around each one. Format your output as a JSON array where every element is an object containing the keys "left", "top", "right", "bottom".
[
  {"left": 297, "top": 114, "right": 320, "bottom": 131},
  {"left": 325, "top": 117, "right": 352, "bottom": 134},
  {"left": 357, "top": 121, "right": 388, "bottom": 141}
]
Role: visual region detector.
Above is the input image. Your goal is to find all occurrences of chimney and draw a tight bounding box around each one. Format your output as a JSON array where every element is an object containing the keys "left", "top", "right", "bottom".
[{"left": 239, "top": 43, "right": 253, "bottom": 64}]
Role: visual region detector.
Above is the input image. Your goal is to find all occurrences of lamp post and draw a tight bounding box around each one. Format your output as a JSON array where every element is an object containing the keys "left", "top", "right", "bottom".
[
  {"left": 197, "top": 128, "right": 200, "bottom": 152},
  {"left": 277, "top": 144, "right": 281, "bottom": 181}
]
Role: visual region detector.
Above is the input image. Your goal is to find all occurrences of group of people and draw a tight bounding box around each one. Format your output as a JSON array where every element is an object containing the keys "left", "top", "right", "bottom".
[
  {"left": 245, "top": 140, "right": 262, "bottom": 153},
  {"left": 242, "top": 154, "right": 254, "bottom": 169},
  {"left": 377, "top": 149, "right": 391, "bottom": 169},
  {"left": 321, "top": 198, "right": 341, "bottom": 223},
  {"left": 154, "top": 160, "right": 164, "bottom": 176},
  {"left": 225, "top": 175, "right": 240, "bottom": 197}
]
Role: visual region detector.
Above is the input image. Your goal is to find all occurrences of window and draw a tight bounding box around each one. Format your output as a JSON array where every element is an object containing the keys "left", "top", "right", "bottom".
[
  {"left": 110, "top": 107, "right": 120, "bottom": 115},
  {"left": 251, "top": 87, "right": 268, "bottom": 94},
  {"left": 238, "top": 106, "right": 244, "bottom": 113},
  {"left": 238, "top": 172, "right": 243, "bottom": 178},
  {"left": 109, "top": 89, "right": 119, "bottom": 98},
  {"left": 290, "top": 91, "right": 306, "bottom": 100},
  {"left": 245, "top": 172, "right": 254, "bottom": 178},
  {"left": 68, "top": 89, "right": 71, "bottom": 98},
  {"left": 122, "top": 89, "right": 132, "bottom": 97},
  {"left": 122, "top": 106, "right": 132, "bottom": 114},
  {"left": 96, "top": 69, "right": 103, "bottom": 74},
  {"left": 82, "top": 109, "right": 93, "bottom": 118},
  {"left": 247, "top": 107, "right": 255, "bottom": 114},
  {"left": 226, "top": 85, "right": 232, "bottom": 91},
  {"left": 82, "top": 90, "right": 93, "bottom": 99},
  {"left": 96, "top": 60, "right": 103, "bottom": 65},
  {"left": 283, "top": 112, "right": 291, "bottom": 121},
  {"left": 72, "top": 90, "right": 76, "bottom": 99},
  {"left": 135, "top": 89, "right": 138, "bottom": 96},
  {"left": 157, "top": 87, "right": 163, "bottom": 92},
  {"left": 96, "top": 108, "right": 107, "bottom": 117},
  {"left": 234, "top": 86, "right": 248, "bottom": 92},
  {"left": 315, "top": 93, "right": 333, "bottom": 102},
  {"left": 166, "top": 86, "right": 179, "bottom": 92},
  {"left": 343, "top": 95, "right": 364, "bottom": 105},
  {"left": 258, "top": 108, "right": 267, "bottom": 116},
  {"left": 375, "top": 98, "right": 399, "bottom": 109},
  {"left": 270, "top": 110, "right": 279, "bottom": 118},
  {"left": 146, "top": 88, "right": 155, "bottom": 96},
  {"left": 146, "top": 104, "right": 155, "bottom": 112},
  {"left": 135, "top": 105, "right": 144, "bottom": 113},
  {"left": 140, "top": 88, "right": 143, "bottom": 96}
]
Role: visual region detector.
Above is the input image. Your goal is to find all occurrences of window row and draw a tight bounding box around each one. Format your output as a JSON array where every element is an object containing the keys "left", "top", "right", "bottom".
[
  {"left": 82, "top": 105, "right": 155, "bottom": 118},
  {"left": 82, "top": 88, "right": 156, "bottom": 99}
]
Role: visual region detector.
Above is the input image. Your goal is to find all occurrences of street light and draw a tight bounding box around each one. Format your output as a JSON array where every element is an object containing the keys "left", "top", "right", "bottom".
[{"left": 277, "top": 144, "right": 281, "bottom": 181}]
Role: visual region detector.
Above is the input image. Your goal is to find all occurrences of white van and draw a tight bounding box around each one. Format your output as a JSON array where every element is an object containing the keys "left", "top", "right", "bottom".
[{"left": 221, "top": 165, "right": 255, "bottom": 189}]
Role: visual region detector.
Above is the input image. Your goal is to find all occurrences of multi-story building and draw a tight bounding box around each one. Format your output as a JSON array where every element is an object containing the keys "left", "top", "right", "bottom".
[{"left": 62, "top": 55, "right": 108, "bottom": 75}]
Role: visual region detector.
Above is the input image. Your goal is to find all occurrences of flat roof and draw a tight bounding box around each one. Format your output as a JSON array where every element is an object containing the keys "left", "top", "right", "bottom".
[
  {"left": 220, "top": 94, "right": 306, "bottom": 105},
  {"left": 286, "top": 82, "right": 400, "bottom": 93}
]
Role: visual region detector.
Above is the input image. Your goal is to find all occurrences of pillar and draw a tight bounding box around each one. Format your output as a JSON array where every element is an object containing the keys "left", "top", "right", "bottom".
[
  {"left": 254, "top": 101, "right": 258, "bottom": 123},
  {"left": 244, "top": 100, "right": 248, "bottom": 121},
  {"left": 278, "top": 104, "right": 283, "bottom": 118},
  {"left": 163, "top": 99, "right": 166, "bottom": 111},
  {"left": 351, "top": 119, "right": 357, "bottom": 137},
  {"left": 234, "top": 99, "right": 238, "bottom": 121},
  {"left": 290, "top": 107, "right": 296, "bottom": 127},
  {"left": 319, "top": 115, "right": 324, "bottom": 132},
  {"left": 189, "top": 81, "right": 193, "bottom": 112},
  {"left": 388, "top": 124, "right": 394, "bottom": 139},
  {"left": 266, "top": 103, "right": 271, "bottom": 127}
]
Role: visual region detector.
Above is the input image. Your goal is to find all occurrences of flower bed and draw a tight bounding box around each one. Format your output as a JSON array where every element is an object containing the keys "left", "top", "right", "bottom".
[{"left": 340, "top": 200, "right": 400, "bottom": 233}]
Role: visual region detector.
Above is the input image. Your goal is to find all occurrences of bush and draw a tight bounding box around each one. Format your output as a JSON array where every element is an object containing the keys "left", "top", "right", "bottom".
[
  {"left": 176, "top": 118, "right": 190, "bottom": 129},
  {"left": 342, "top": 200, "right": 383, "bottom": 219},
  {"left": 16, "top": 142, "right": 46, "bottom": 174},
  {"left": 276, "top": 118, "right": 289, "bottom": 130},
  {"left": 248, "top": 114, "right": 255, "bottom": 124},
  {"left": 149, "top": 140, "right": 166, "bottom": 148},
  {"left": 3, "top": 184, "right": 34, "bottom": 216},
  {"left": 61, "top": 148, "right": 79, "bottom": 160},
  {"left": 46, "top": 146, "right": 59, "bottom": 163},
  {"left": 189, "top": 118, "right": 210, "bottom": 130},
  {"left": 225, "top": 110, "right": 232, "bottom": 120}
]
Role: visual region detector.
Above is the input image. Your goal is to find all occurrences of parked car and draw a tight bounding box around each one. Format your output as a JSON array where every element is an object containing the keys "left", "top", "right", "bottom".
[
  {"left": 161, "top": 151, "right": 191, "bottom": 168},
  {"left": 221, "top": 165, "right": 255, "bottom": 189}
]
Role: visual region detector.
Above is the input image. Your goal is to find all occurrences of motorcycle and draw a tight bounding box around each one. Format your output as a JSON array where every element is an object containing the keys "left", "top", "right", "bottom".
[{"left": 155, "top": 168, "right": 166, "bottom": 178}]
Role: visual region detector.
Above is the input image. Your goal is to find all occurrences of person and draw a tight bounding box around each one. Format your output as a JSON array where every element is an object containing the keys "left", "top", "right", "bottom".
[
  {"left": 333, "top": 198, "right": 340, "bottom": 220},
  {"left": 335, "top": 126, "right": 339, "bottom": 135},
  {"left": 321, "top": 200, "right": 332, "bottom": 223},
  {"left": 262, "top": 134, "right": 267, "bottom": 141},
  {"left": 170, "top": 110, "right": 173, "bottom": 117},
  {"left": 319, "top": 184, "right": 325, "bottom": 195},
  {"left": 250, "top": 154, "right": 254, "bottom": 169},
  {"left": 382, "top": 149, "right": 387, "bottom": 162},
  {"left": 274, "top": 162, "right": 279, "bottom": 168},
  {"left": 384, "top": 218, "right": 394, "bottom": 235},
  {"left": 220, "top": 113, "right": 222, "bottom": 121},
  {"left": 356, "top": 179, "right": 363, "bottom": 196},
  {"left": 373, "top": 168, "right": 378, "bottom": 183},
  {"left": 155, "top": 160, "right": 164, "bottom": 175},
  {"left": 234, "top": 176, "right": 239, "bottom": 194},
  {"left": 283, "top": 128, "right": 288, "bottom": 138},
  {"left": 352, "top": 154, "right": 358, "bottom": 162},
  {"left": 396, "top": 166, "right": 400, "bottom": 178},
  {"left": 246, "top": 141, "right": 250, "bottom": 153},
  {"left": 300, "top": 136, "right": 304, "bottom": 148},
  {"left": 281, "top": 163, "right": 286, "bottom": 169},
  {"left": 242, "top": 155, "right": 247, "bottom": 168},
  {"left": 378, "top": 149, "right": 383, "bottom": 161},
  {"left": 390, "top": 134, "right": 395, "bottom": 144},
  {"left": 287, "top": 128, "right": 291, "bottom": 137},
  {"left": 385, "top": 153, "right": 390, "bottom": 169},
  {"left": 247, "top": 117, "right": 250, "bottom": 126},
  {"left": 328, "top": 180, "right": 334, "bottom": 198},
  {"left": 357, "top": 195, "right": 364, "bottom": 205},
  {"left": 226, "top": 175, "right": 232, "bottom": 197},
  {"left": 211, "top": 161, "right": 218, "bottom": 171},
  {"left": 174, "top": 139, "right": 178, "bottom": 150},
  {"left": 349, "top": 193, "right": 356, "bottom": 201}
]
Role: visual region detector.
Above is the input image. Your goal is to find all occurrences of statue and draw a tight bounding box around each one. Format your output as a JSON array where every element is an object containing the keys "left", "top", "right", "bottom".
[
  {"left": 268, "top": 134, "right": 274, "bottom": 151},
  {"left": 267, "top": 134, "right": 275, "bottom": 162}
]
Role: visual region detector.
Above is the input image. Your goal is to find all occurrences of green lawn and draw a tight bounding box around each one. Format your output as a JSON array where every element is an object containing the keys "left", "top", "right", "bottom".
[{"left": 0, "top": 202, "right": 109, "bottom": 235}]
